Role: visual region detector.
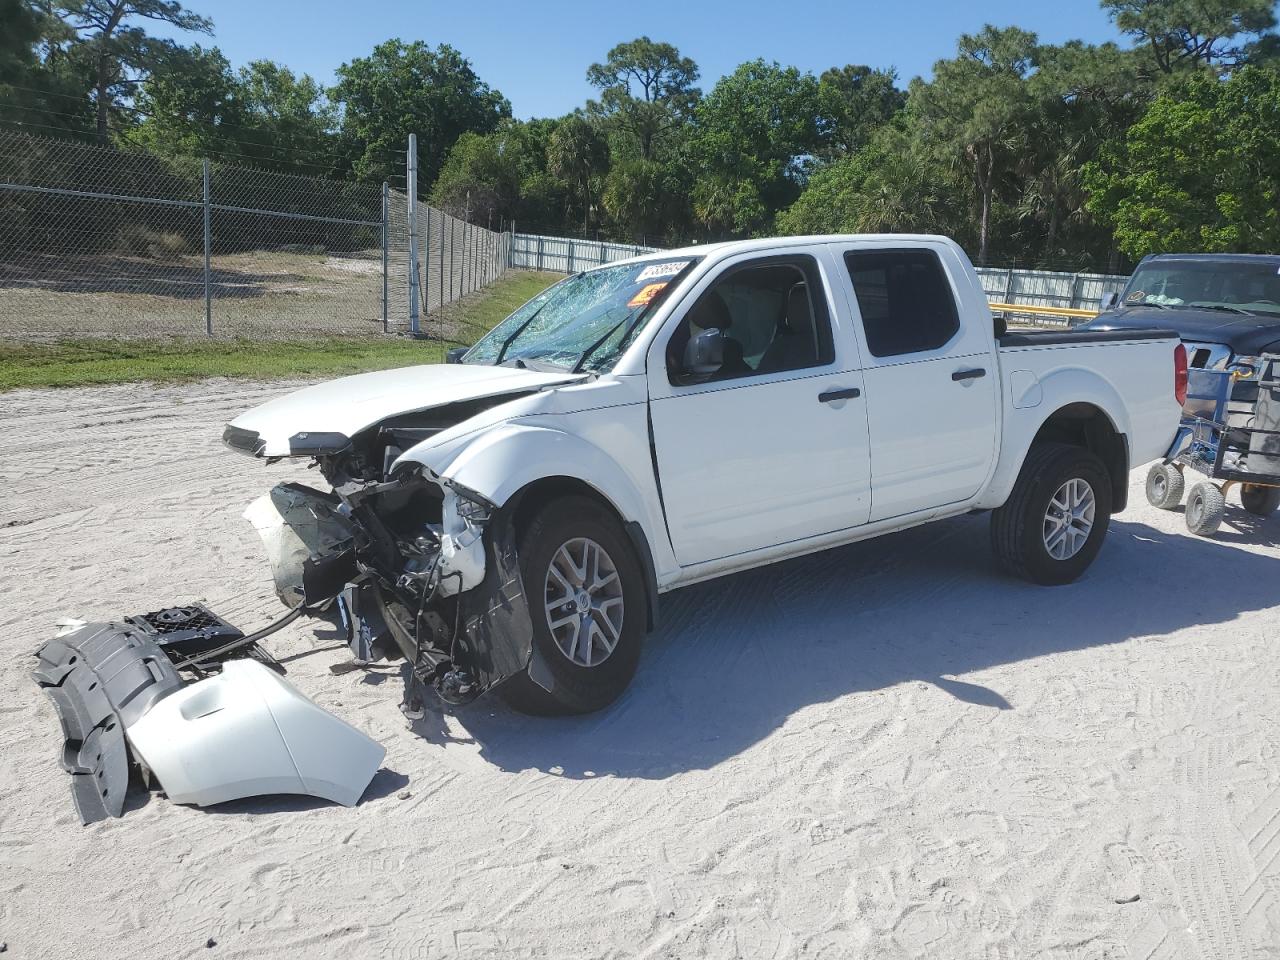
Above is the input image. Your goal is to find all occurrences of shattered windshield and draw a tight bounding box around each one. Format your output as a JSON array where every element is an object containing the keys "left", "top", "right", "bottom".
[
  {"left": 463, "top": 257, "right": 699, "bottom": 372},
  {"left": 1122, "top": 260, "right": 1280, "bottom": 316}
]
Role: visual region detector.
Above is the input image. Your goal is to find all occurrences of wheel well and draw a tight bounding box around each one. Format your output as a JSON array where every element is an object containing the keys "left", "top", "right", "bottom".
[
  {"left": 1031, "top": 403, "right": 1129, "bottom": 512},
  {"left": 506, "top": 476, "right": 659, "bottom": 630}
]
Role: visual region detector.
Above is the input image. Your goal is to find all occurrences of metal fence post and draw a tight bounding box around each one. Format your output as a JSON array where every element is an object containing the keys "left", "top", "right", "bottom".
[
  {"left": 380, "top": 181, "right": 389, "bottom": 333},
  {"left": 202, "top": 158, "right": 212, "bottom": 336},
  {"left": 423, "top": 204, "right": 431, "bottom": 324},
  {"left": 406, "top": 134, "right": 420, "bottom": 336},
  {"left": 448, "top": 216, "right": 455, "bottom": 303}
]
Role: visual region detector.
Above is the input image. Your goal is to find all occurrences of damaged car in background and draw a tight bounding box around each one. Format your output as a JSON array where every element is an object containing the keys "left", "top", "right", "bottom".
[{"left": 36, "top": 234, "right": 1188, "bottom": 822}]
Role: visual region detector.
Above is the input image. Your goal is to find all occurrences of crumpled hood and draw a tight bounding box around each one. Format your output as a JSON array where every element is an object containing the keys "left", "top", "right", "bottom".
[
  {"left": 1084, "top": 306, "right": 1280, "bottom": 355},
  {"left": 225, "top": 363, "right": 583, "bottom": 458}
]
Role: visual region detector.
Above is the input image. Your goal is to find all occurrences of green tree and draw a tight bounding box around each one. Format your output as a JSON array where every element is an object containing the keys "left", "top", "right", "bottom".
[
  {"left": 816, "top": 64, "right": 906, "bottom": 157},
  {"left": 54, "top": 0, "right": 213, "bottom": 143},
  {"left": 777, "top": 121, "right": 968, "bottom": 242},
  {"left": 431, "top": 124, "right": 544, "bottom": 225},
  {"left": 0, "top": 0, "right": 40, "bottom": 84},
  {"left": 546, "top": 114, "right": 609, "bottom": 232},
  {"left": 132, "top": 44, "right": 239, "bottom": 156},
  {"left": 1102, "top": 0, "right": 1277, "bottom": 73},
  {"left": 134, "top": 47, "right": 332, "bottom": 172},
  {"left": 586, "top": 36, "right": 699, "bottom": 160},
  {"left": 1020, "top": 41, "right": 1154, "bottom": 266},
  {"left": 911, "top": 25, "right": 1038, "bottom": 264},
  {"left": 602, "top": 154, "right": 692, "bottom": 241},
  {"left": 1083, "top": 66, "right": 1280, "bottom": 256},
  {"left": 690, "top": 60, "right": 823, "bottom": 235},
  {"left": 235, "top": 60, "right": 333, "bottom": 166},
  {"left": 331, "top": 39, "right": 510, "bottom": 185}
]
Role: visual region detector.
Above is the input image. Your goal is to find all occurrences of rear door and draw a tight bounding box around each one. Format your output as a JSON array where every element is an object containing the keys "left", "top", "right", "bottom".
[
  {"left": 647, "top": 249, "right": 872, "bottom": 566},
  {"left": 836, "top": 244, "right": 999, "bottom": 522}
]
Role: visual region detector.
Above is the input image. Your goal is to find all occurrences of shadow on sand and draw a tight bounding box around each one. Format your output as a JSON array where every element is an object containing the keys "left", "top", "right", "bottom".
[{"left": 412, "top": 509, "right": 1280, "bottom": 780}]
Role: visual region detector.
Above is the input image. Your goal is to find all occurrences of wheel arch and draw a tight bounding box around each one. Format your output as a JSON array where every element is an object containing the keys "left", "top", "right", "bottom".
[
  {"left": 406, "top": 423, "right": 664, "bottom": 631},
  {"left": 505, "top": 476, "right": 660, "bottom": 631},
  {"left": 1029, "top": 402, "right": 1130, "bottom": 513}
]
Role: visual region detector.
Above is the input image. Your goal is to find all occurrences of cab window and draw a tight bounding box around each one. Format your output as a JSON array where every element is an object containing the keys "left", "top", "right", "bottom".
[
  {"left": 666, "top": 256, "right": 834, "bottom": 384},
  {"left": 845, "top": 249, "right": 960, "bottom": 358}
]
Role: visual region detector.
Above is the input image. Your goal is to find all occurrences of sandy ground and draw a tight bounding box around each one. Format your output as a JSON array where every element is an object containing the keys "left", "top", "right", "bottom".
[{"left": 2, "top": 380, "right": 1279, "bottom": 960}]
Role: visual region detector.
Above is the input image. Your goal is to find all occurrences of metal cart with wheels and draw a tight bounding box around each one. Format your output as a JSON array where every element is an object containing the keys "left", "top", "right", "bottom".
[{"left": 1147, "top": 355, "right": 1280, "bottom": 535}]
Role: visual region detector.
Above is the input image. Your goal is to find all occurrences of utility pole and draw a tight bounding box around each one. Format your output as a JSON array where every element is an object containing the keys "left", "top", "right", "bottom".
[{"left": 407, "top": 133, "right": 420, "bottom": 337}]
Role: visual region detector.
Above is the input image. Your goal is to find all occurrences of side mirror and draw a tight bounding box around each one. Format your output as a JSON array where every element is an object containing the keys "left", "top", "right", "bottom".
[
  {"left": 445, "top": 346, "right": 469, "bottom": 364},
  {"left": 681, "top": 328, "right": 724, "bottom": 378},
  {"left": 1099, "top": 292, "right": 1119, "bottom": 312}
]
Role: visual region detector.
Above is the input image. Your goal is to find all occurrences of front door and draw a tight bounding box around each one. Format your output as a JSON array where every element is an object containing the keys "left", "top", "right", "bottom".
[{"left": 648, "top": 252, "right": 872, "bottom": 567}]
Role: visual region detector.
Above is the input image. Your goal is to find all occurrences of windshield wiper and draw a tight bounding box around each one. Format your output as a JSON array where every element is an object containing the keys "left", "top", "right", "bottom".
[
  {"left": 494, "top": 299, "right": 551, "bottom": 365},
  {"left": 501, "top": 356, "right": 572, "bottom": 373},
  {"left": 1198, "top": 304, "right": 1255, "bottom": 316},
  {"left": 571, "top": 310, "right": 645, "bottom": 374}
]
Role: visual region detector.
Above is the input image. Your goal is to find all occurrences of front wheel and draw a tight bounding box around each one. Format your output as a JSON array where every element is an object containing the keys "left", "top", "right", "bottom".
[
  {"left": 991, "top": 442, "right": 1113, "bottom": 586},
  {"left": 499, "top": 496, "right": 647, "bottom": 716}
]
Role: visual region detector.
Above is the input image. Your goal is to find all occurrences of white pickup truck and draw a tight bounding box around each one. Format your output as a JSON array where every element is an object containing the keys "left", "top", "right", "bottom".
[{"left": 225, "top": 234, "right": 1185, "bottom": 715}]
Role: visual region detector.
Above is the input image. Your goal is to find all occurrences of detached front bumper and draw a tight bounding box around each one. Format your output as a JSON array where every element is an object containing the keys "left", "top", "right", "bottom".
[{"left": 33, "top": 607, "right": 384, "bottom": 824}]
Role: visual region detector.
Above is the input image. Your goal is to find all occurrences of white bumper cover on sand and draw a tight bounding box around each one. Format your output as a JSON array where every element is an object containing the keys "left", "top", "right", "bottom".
[{"left": 126, "top": 659, "right": 385, "bottom": 809}]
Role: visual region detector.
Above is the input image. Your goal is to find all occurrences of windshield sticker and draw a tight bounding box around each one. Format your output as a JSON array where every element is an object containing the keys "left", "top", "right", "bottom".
[
  {"left": 1126, "top": 290, "right": 1145, "bottom": 302},
  {"left": 628, "top": 282, "right": 668, "bottom": 309},
  {"left": 635, "top": 261, "right": 689, "bottom": 283}
]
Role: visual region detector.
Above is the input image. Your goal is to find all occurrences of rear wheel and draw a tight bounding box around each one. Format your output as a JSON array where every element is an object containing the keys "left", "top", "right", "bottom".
[
  {"left": 1241, "top": 483, "right": 1280, "bottom": 517},
  {"left": 1185, "top": 481, "right": 1226, "bottom": 536},
  {"left": 499, "top": 496, "right": 646, "bottom": 716},
  {"left": 1145, "top": 463, "right": 1185, "bottom": 510},
  {"left": 991, "top": 442, "right": 1113, "bottom": 585}
]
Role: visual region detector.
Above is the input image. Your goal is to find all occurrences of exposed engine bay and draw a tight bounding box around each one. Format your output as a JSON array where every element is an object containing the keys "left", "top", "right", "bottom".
[{"left": 246, "top": 400, "right": 544, "bottom": 713}]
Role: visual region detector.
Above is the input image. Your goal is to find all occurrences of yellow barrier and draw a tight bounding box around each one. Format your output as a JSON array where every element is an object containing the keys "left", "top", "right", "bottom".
[{"left": 989, "top": 301, "right": 1099, "bottom": 320}]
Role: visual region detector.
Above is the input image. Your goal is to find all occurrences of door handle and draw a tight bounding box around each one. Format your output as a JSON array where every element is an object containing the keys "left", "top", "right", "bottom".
[
  {"left": 819, "top": 387, "right": 861, "bottom": 403},
  {"left": 952, "top": 368, "right": 986, "bottom": 382}
]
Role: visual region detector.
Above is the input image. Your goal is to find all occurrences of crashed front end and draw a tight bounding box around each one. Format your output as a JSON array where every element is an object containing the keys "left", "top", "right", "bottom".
[{"left": 226, "top": 406, "right": 539, "bottom": 715}]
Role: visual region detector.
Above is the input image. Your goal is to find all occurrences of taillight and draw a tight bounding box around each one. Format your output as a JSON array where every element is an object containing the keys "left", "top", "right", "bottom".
[{"left": 1174, "top": 343, "right": 1188, "bottom": 406}]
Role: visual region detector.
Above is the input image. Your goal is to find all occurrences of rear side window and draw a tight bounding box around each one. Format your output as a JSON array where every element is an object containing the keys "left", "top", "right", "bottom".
[{"left": 844, "top": 249, "right": 960, "bottom": 358}]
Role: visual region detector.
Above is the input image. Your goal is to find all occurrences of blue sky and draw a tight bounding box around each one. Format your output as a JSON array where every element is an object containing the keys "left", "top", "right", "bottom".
[{"left": 164, "top": 0, "right": 1127, "bottom": 118}]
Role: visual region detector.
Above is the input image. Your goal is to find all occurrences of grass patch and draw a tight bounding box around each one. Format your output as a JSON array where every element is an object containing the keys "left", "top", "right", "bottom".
[{"left": 0, "top": 270, "right": 561, "bottom": 391}]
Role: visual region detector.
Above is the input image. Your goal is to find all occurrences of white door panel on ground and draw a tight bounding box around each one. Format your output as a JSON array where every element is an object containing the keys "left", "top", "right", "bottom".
[{"left": 650, "top": 372, "right": 871, "bottom": 565}]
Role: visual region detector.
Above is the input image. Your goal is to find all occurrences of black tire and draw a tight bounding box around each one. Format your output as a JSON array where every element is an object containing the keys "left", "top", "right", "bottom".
[
  {"left": 499, "top": 496, "right": 646, "bottom": 716},
  {"left": 1240, "top": 483, "right": 1280, "bottom": 517},
  {"left": 1145, "top": 462, "right": 1185, "bottom": 510},
  {"left": 991, "top": 442, "right": 1113, "bottom": 586},
  {"left": 1185, "top": 481, "right": 1226, "bottom": 535}
]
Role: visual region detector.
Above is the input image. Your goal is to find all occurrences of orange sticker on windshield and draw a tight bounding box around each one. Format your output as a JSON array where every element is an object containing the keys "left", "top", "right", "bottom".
[{"left": 628, "top": 282, "right": 668, "bottom": 308}]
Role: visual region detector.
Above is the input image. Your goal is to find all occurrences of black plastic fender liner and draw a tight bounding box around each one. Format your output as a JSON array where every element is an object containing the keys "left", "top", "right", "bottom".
[
  {"left": 450, "top": 508, "right": 537, "bottom": 693},
  {"left": 32, "top": 624, "right": 183, "bottom": 824}
]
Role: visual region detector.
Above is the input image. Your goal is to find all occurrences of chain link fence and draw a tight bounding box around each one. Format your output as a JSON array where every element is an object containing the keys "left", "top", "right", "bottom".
[{"left": 0, "top": 131, "right": 509, "bottom": 341}]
